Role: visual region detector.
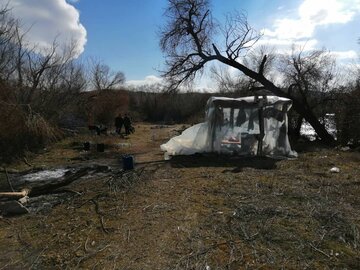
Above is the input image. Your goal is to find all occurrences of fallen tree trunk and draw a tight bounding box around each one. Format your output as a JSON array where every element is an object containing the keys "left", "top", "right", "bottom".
[
  {"left": 1, "top": 165, "right": 109, "bottom": 200},
  {"left": 1, "top": 165, "right": 110, "bottom": 215},
  {"left": 0, "top": 167, "right": 89, "bottom": 200},
  {"left": 28, "top": 167, "right": 89, "bottom": 197}
]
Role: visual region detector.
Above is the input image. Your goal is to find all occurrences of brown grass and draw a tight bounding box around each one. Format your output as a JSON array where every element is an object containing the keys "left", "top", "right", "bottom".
[{"left": 0, "top": 124, "right": 359, "bottom": 269}]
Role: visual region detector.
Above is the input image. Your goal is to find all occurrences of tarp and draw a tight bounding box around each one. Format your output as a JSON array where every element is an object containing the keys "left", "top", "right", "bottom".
[{"left": 161, "top": 96, "right": 297, "bottom": 158}]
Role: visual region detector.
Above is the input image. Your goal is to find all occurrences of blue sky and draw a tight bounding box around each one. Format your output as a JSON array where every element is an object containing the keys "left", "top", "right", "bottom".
[
  {"left": 73, "top": 0, "right": 167, "bottom": 82},
  {"left": 1, "top": 0, "right": 360, "bottom": 87}
]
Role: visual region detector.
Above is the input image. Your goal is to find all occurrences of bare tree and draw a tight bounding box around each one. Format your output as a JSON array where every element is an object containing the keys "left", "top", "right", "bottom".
[
  {"left": 21, "top": 40, "right": 62, "bottom": 103},
  {"left": 0, "top": 6, "right": 18, "bottom": 82},
  {"left": 89, "top": 59, "right": 125, "bottom": 90},
  {"left": 58, "top": 60, "right": 87, "bottom": 92},
  {"left": 0, "top": 8, "right": 87, "bottom": 120},
  {"left": 245, "top": 45, "right": 277, "bottom": 81},
  {"left": 160, "top": 0, "right": 335, "bottom": 144},
  {"left": 210, "top": 45, "right": 277, "bottom": 94},
  {"left": 13, "top": 23, "right": 29, "bottom": 88},
  {"left": 279, "top": 47, "right": 337, "bottom": 137},
  {"left": 40, "top": 40, "right": 83, "bottom": 91},
  {"left": 210, "top": 65, "right": 250, "bottom": 94},
  {"left": 30, "top": 42, "right": 88, "bottom": 121}
]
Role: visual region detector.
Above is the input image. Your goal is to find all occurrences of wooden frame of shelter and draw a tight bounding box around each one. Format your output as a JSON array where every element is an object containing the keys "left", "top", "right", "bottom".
[{"left": 208, "top": 95, "right": 291, "bottom": 156}]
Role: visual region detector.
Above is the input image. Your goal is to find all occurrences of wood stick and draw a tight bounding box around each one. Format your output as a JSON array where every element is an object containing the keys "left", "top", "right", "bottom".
[
  {"left": 310, "top": 243, "right": 330, "bottom": 258},
  {"left": 100, "top": 216, "right": 109, "bottom": 234},
  {"left": 23, "top": 157, "right": 32, "bottom": 167},
  {"left": 0, "top": 168, "right": 19, "bottom": 174},
  {"left": 5, "top": 168, "right": 14, "bottom": 192},
  {"left": 0, "top": 189, "right": 29, "bottom": 199}
]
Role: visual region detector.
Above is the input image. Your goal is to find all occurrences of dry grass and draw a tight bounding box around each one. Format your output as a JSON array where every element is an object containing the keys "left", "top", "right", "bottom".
[
  {"left": 0, "top": 124, "right": 360, "bottom": 269},
  {"left": 0, "top": 102, "right": 61, "bottom": 163}
]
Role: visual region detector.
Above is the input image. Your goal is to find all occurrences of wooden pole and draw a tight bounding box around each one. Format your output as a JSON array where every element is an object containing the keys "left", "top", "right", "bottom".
[{"left": 0, "top": 189, "right": 29, "bottom": 199}]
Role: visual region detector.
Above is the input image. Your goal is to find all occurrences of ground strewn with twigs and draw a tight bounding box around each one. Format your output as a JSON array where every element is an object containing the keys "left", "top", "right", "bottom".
[{"left": 0, "top": 124, "right": 360, "bottom": 269}]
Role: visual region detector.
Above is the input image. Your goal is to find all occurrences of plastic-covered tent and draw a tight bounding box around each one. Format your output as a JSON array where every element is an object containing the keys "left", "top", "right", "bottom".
[{"left": 161, "top": 96, "right": 297, "bottom": 158}]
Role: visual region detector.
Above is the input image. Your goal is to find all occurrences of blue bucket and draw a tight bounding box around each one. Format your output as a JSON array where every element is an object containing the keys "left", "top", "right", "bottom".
[
  {"left": 122, "top": 155, "right": 134, "bottom": 170},
  {"left": 83, "top": 142, "right": 90, "bottom": 151}
]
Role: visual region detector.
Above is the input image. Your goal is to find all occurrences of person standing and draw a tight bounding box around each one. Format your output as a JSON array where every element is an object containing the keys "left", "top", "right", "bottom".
[
  {"left": 123, "top": 113, "right": 131, "bottom": 135},
  {"left": 115, "top": 114, "right": 124, "bottom": 134}
]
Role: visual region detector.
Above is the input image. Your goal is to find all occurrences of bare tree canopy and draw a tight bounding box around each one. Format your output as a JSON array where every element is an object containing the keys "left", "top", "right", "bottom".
[
  {"left": 89, "top": 59, "right": 125, "bottom": 90},
  {"left": 160, "top": 0, "right": 216, "bottom": 87},
  {"left": 160, "top": 0, "right": 336, "bottom": 145},
  {"left": 280, "top": 47, "right": 336, "bottom": 101},
  {"left": 160, "top": 0, "right": 261, "bottom": 89},
  {"left": 279, "top": 47, "right": 337, "bottom": 137}
]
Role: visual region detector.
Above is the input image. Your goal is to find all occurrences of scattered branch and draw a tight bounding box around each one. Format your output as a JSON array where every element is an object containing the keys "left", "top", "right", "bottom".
[{"left": 5, "top": 168, "right": 14, "bottom": 192}]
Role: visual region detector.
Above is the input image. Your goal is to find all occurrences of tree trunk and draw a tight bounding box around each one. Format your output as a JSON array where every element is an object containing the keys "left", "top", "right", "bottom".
[
  {"left": 262, "top": 79, "right": 335, "bottom": 145},
  {"left": 295, "top": 115, "right": 303, "bottom": 137},
  {"left": 291, "top": 100, "right": 334, "bottom": 144}
]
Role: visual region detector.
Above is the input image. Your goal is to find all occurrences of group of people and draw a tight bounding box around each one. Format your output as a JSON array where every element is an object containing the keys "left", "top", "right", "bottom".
[{"left": 115, "top": 113, "right": 134, "bottom": 135}]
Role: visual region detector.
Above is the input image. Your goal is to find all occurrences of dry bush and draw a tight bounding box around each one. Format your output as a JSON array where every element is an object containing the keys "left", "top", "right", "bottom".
[
  {"left": 81, "top": 89, "right": 129, "bottom": 126},
  {"left": 130, "top": 91, "right": 210, "bottom": 123},
  {"left": 334, "top": 85, "right": 360, "bottom": 146},
  {"left": 0, "top": 84, "right": 60, "bottom": 162}
]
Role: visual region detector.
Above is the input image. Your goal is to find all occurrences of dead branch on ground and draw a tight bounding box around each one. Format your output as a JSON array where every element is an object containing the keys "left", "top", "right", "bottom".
[{"left": 5, "top": 168, "right": 14, "bottom": 191}]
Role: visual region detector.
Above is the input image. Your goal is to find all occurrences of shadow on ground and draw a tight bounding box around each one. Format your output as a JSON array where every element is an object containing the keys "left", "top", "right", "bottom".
[{"left": 170, "top": 154, "right": 279, "bottom": 171}]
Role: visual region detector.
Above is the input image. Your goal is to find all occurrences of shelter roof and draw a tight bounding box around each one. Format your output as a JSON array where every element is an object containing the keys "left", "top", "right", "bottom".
[{"left": 207, "top": 96, "right": 292, "bottom": 108}]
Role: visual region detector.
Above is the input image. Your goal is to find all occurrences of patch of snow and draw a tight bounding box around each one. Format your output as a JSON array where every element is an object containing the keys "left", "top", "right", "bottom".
[
  {"left": 300, "top": 114, "right": 337, "bottom": 140},
  {"left": 21, "top": 169, "right": 68, "bottom": 182}
]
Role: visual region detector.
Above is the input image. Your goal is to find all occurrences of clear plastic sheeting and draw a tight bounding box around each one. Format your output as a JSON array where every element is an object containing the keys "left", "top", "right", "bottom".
[{"left": 161, "top": 96, "right": 298, "bottom": 158}]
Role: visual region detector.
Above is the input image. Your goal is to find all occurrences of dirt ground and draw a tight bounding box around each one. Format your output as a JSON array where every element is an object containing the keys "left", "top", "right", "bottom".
[{"left": 0, "top": 123, "right": 360, "bottom": 269}]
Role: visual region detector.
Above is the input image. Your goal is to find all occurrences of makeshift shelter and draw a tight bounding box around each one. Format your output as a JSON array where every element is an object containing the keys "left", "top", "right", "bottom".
[{"left": 161, "top": 96, "right": 297, "bottom": 158}]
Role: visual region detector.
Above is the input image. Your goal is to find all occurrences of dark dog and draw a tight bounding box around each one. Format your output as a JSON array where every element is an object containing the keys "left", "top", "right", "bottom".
[{"left": 129, "top": 126, "right": 135, "bottom": 134}]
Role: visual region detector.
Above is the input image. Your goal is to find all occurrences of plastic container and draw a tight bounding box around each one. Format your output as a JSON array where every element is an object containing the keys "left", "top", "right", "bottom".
[
  {"left": 164, "top": 152, "right": 171, "bottom": 160},
  {"left": 122, "top": 155, "right": 134, "bottom": 170},
  {"left": 83, "top": 142, "right": 90, "bottom": 151},
  {"left": 97, "top": 143, "right": 105, "bottom": 152}
]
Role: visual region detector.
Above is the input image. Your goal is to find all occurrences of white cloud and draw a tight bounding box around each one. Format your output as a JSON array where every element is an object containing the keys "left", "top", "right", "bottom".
[
  {"left": 126, "top": 75, "right": 216, "bottom": 92},
  {"left": 298, "top": 0, "right": 357, "bottom": 25},
  {"left": 0, "top": 0, "right": 87, "bottom": 57},
  {"left": 126, "top": 75, "right": 163, "bottom": 87},
  {"left": 263, "top": 0, "right": 360, "bottom": 41},
  {"left": 331, "top": 50, "right": 358, "bottom": 60},
  {"left": 264, "top": 18, "right": 314, "bottom": 40},
  {"left": 257, "top": 37, "right": 318, "bottom": 52},
  {"left": 257, "top": 0, "right": 360, "bottom": 65}
]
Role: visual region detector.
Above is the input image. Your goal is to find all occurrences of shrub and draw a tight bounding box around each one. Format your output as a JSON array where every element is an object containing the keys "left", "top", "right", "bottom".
[
  {"left": 129, "top": 91, "right": 210, "bottom": 123},
  {"left": 0, "top": 84, "right": 60, "bottom": 163},
  {"left": 335, "top": 85, "right": 360, "bottom": 146},
  {"left": 76, "top": 89, "right": 129, "bottom": 127}
]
